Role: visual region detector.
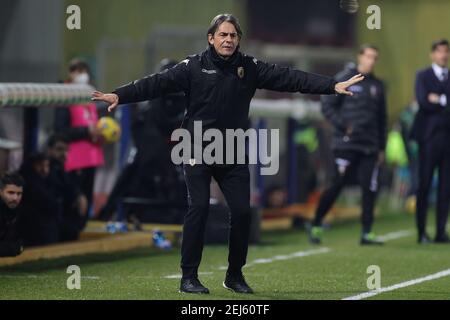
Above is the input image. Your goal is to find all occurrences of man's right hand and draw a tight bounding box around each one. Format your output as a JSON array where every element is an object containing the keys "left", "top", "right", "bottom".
[
  {"left": 345, "top": 126, "right": 353, "bottom": 136},
  {"left": 87, "top": 124, "right": 103, "bottom": 144},
  {"left": 92, "top": 91, "right": 119, "bottom": 112},
  {"left": 428, "top": 93, "right": 440, "bottom": 104}
]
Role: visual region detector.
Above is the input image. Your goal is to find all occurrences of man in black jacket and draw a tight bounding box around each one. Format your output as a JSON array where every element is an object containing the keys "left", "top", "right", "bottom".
[
  {"left": 411, "top": 39, "right": 450, "bottom": 244},
  {"left": 46, "top": 133, "right": 87, "bottom": 242},
  {"left": 93, "top": 14, "right": 363, "bottom": 294},
  {"left": 0, "top": 173, "right": 24, "bottom": 257},
  {"left": 19, "top": 153, "right": 60, "bottom": 247},
  {"left": 309, "top": 44, "right": 387, "bottom": 246}
]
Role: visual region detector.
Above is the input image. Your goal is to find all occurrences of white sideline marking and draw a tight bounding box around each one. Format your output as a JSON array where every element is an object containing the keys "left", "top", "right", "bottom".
[
  {"left": 164, "top": 272, "right": 213, "bottom": 279},
  {"left": 164, "top": 248, "right": 331, "bottom": 278},
  {"left": 240, "top": 247, "right": 331, "bottom": 269},
  {"left": 0, "top": 274, "right": 100, "bottom": 280},
  {"left": 342, "top": 268, "right": 450, "bottom": 300},
  {"left": 162, "top": 228, "right": 412, "bottom": 279},
  {"left": 376, "top": 230, "right": 414, "bottom": 242}
]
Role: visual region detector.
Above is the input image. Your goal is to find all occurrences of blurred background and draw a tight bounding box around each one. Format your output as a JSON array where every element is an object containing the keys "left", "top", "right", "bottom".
[{"left": 1, "top": 0, "right": 450, "bottom": 248}]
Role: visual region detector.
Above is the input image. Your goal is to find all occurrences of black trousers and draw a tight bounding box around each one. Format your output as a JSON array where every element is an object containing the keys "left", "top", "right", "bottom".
[
  {"left": 416, "top": 132, "right": 450, "bottom": 238},
  {"left": 313, "top": 149, "right": 379, "bottom": 234},
  {"left": 69, "top": 167, "right": 96, "bottom": 229},
  {"left": 181, "top": 163, "right": 251, "bottom": 279}
]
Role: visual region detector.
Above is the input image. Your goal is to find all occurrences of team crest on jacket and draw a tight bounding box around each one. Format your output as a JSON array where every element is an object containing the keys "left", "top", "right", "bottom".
[{"left": 237, "top": 67, "right": 245, "bottom": 78}]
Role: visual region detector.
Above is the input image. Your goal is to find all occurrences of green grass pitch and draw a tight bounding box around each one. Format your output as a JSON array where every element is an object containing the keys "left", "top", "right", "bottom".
[{"left": 1, "top": 208, "right": 450, "bottom": 300}]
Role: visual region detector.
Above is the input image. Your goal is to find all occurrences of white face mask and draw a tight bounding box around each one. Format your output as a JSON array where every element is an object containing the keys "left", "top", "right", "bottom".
[{"left": 73, "top": 73, "right": 90, "bottom": 84}]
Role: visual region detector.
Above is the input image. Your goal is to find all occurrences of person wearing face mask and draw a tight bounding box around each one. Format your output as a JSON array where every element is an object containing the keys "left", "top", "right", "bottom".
[{"left": 54, "top": 59, "right": 105, "bottom": 230}]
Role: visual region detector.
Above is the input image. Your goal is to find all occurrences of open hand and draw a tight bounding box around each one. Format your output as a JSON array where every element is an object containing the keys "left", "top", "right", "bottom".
[
  {"left": 334, "top": 74, "right": 365, "bottom": 96},
  {"left": 92, "top": 91, "right": 119, "bottom": 112}
]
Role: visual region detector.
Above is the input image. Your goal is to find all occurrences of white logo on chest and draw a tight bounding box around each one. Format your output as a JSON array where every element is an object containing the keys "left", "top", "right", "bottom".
[{"left": 201, "top": 69, "right": 217, "bottom": 74}]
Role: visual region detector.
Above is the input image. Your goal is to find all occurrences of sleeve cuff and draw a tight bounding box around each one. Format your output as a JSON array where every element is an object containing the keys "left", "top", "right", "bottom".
[
  {"left": 330, "top": 80, "right": 338, "bottom": 95},
  {"left": 440, "top": 94, "right": 447, "bottom": 107}
]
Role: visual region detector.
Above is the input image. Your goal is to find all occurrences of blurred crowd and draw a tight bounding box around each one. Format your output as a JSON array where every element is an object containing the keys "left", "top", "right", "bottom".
[{"left": 0, "top": 58, "right": 188, "bottom": 256}]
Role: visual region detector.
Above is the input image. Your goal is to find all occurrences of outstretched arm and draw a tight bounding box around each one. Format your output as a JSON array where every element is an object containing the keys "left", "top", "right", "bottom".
[
  {"left": 92, "top": 60, "right": 190, "bottom": 112},
  {"left": 255, "top": 59, "right": 364, "bottom": 95}
]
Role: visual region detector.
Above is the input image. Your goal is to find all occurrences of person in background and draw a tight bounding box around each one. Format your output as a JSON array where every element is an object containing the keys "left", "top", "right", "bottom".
[
  {"left": 54, "top": 58, "right": 105, "bottom": 229},
  {"left": 19, "top": 153, "right": 60, "bottom": 247},
  {"left": 46, "top": 133, "right": 88, "bottom": 242},
  {"left": 411, "top": 39, "right": 450, "bottom": 244},
  {"left": 0, "top": 173, "right": 24, "bottom": 257},
  {"left": 309, "top": 44, "right": 387, "bottom": 246},
  {"left": 98, "top": 58, "right": 187, "bottom": 221}
]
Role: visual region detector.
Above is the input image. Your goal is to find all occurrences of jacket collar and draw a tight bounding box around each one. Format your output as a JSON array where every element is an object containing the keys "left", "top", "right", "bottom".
[{"left": 206, "top": 45, "right": 241, "bottom": 71}]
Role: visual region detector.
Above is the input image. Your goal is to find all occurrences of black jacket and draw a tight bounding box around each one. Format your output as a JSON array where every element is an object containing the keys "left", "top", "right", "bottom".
[
  {"left": 0, "top": 200, "right": 23, "bottom": 257},
  {"left": 19, "top": 166, "right": 61, "bottom": 225},
  {"left": 321, "top": 67, "right": 387, "bottom": 154},
  {"left": 47, "top": 158, "right": 80, "bottom": 219},
  {"left": 114, "top": 47, "right": 337, "bottom": 135},
  {"left": 410, "top": 67, "right": 450, "bottom": 143}
]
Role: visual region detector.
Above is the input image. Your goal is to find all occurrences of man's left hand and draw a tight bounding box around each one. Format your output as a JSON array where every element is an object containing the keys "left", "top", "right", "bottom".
[{"left": 335, "top": 74, "right": 365, "bottom": 96}]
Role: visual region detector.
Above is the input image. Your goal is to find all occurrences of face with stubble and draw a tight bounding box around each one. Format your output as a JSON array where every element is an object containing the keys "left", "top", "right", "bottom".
[
  {"left": 208, "top": 21, "right": 240, "bottom": 59},
  {"left": 0, "top": 185, "right": 23, "bottom": 209}
]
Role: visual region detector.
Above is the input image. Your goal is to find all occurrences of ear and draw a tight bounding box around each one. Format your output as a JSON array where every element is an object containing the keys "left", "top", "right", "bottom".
[{"left": 207, "top": 34, "right": 214, "bottom": 46}]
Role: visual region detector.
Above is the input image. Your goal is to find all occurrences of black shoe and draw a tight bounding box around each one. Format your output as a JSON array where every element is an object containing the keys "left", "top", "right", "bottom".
[
  {"left": 308, "top": 226, "right": 323, "bottom": 245},
  {"left": 179, "top": 278, "right": 209, "bottom": 294},
  {"left": 223, "top": 273, "right": 254, "bottom": 294},
  {"left": 418, "top": 233, "right": 432, "bottom": 244},
  {"left": 434, "top": 234, "right": 450, "bottom": 243},
  {"left": 360, "top": 232, "right": 384, "bottom": 245}
]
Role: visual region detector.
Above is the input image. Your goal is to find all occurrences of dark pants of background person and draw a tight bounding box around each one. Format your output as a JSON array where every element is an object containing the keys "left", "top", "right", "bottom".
[
  {"left": 69, "top": 167, "right": 96, "bottom": 229},
  {"left": 416, "top": 131, "right": 450, "bottom": 238},
  {"left": 313, "top": 149, "right": 379, "bottom": 234},
  {"left": 181, "top": 163, "right": 251, "bottom": 279}
]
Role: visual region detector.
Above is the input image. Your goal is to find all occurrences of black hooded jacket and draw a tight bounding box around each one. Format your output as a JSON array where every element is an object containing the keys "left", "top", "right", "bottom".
[{"left": 0, "top": 200, "right": 23, "bottom": 257}]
